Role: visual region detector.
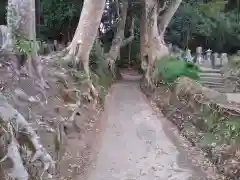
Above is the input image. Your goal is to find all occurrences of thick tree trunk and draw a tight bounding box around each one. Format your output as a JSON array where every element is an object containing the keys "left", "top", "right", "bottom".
[
  {"left": 106, "top": 1, "right": 134, "bottom": 75},
  {"left": 6, "top": 0, "right": 47, "bottom": 88},
  {"left": 143, "top": 0, "right": 182, "bottom": 85},
  {"left": 66, "top": 0, "right": 106, "bottom": 97},
  {"left": 145, "top": 0, "right": 168, "bottom": 85}
]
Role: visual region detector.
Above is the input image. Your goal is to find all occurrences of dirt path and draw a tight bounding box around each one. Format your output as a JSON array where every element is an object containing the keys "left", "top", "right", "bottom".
[{"left": 88, "top": 74, "right": 207, "bottom": 180}]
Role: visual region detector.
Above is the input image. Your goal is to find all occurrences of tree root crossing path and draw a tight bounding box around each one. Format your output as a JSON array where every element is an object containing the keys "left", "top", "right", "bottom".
[{"left": 88, "top": 71, "right": 207, "bottom": 180}]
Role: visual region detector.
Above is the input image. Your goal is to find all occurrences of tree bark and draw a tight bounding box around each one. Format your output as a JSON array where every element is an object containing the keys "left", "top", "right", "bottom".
[
  {"left": 66, "top": 0, "right": 106, "bottom": 97},
  {"left": 143, "top": 0, "right": 182, "bottom": 85},
  {"left": 140, "top": 1, "right": 148, "bottom": 71},
  {"left": 6, "top": 0, "right": 48, "bottom": 88},
  {"left": 158, "top": 0, "right": 182, "bottom": 39},
  {"left": 144, "top": 0, "right": 168, "bottom": 85},
  {"left": 106, "top": 1, "right": 135, "bottom": 75},
  {"left": 0, "top": 93, "right": 54, "bottom": 180}
]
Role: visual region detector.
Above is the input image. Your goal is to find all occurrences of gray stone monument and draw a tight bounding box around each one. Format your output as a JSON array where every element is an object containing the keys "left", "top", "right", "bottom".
[
  {"left": 167, "top": 43, "right": 173, "bottom": 55},
  {"left": 53, "top": 40, "right": 58, "bottom": 51},
  {"left": 0, "top": 25, "right": 8, "bottom": 49},
  {"left": 213, "top": 52, "right": 221, "bottom": 67},
  {"left": 196, "top": 46, "right": 203, "bottom": 64},
  {"left": 220, "top": 53, "right": 228, "bottom": 66},
  {"left": 206, "top": 49, "right": 212, "bottom": 62}
]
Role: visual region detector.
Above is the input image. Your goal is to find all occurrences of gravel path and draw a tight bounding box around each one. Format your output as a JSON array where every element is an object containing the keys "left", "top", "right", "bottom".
[{"left": 88, "top": 77, "right": 206, "bottom": 180}]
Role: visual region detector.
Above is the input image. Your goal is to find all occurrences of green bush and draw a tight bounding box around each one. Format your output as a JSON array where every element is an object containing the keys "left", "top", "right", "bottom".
[{"left": 153, "top": 56, "right": 200, "bottom": 84}]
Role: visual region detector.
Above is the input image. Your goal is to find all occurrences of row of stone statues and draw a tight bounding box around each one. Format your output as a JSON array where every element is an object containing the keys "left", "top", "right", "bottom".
[
  {"left": 0, "top": 25, "right": 68, "bottom": 55},
  {"left": 167, "top": 43, "right": 229, "bottom": 68}
]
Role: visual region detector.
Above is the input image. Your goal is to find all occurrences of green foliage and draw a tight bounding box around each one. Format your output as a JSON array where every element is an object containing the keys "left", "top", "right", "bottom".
[
  {"left": 152, "top": 56, "right": 200, "bottom": 84},
  {"left": 14, "top": 38, "right": 35, "bottom": 56},
  {"left": 200, "top": 108, "right": 240, "bottom": 147},
  {"left": 167, "top": 0, "right": 240, "bottom": 52},
  {"left": 39, "top": 0, "right": 82, "bottom": 39}
]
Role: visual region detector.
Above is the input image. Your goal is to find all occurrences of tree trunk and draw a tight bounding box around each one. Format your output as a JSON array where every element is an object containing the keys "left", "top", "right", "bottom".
[
  {"left": 106, "top": 1, "right": 128, "bottom": 75},
  {"left": 158, "top": 0, "right": 182, "bottom": 39},
  {"left": 140, "top": 1, "right": 148, "bottom": 71},
  {"left": 144, "top": 0, "right": 168, "bottom": 85},
  {"left": 144, "top": 0, "right": 182, "bottom": 85},
  {"left": 106, "top": 1, "right": 135, "bottom": 75},
  {"left": 66, "top": 0, "right": 106, "bottom": 97},
  {"left": 6, "top": 0, "right": 48, "bottom": 88}
]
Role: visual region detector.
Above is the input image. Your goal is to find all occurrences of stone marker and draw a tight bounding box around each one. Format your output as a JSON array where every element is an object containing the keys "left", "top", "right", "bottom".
[
  {"left": 0, "top": 25, "right": 8, "bottom": 48},
  {"left": 53, "top": 40, "right": 58, "bottom": 51},
  {"left": 196, "top": 46, "right": 203, "bottom": 64},
  {"left": 206, "top": 49, "right": 212, "bottom": 62},
  {"left": 220, "top": 53, "right": 228, "bottom": 66},
  {"left": 167, "top": 43, "right": 173, "bottom": 55},
  {"left": 213, "top": 52, "right": 221, "bottom": 67}
]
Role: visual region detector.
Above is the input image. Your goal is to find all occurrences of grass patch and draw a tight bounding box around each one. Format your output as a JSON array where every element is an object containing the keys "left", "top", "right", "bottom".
[{"left": 153, "top": 56, "right": 200, "bottom": 84}]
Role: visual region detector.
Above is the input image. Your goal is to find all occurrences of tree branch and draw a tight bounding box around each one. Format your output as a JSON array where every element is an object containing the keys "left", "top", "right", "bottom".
[
  {"left": 158, "top": 0, "right": 182, "bottom": 37},
  {"left": 0, "top": 93, "right": 54, "bottom": 180},
  {"left": 158, "top": 1, "right": 167, "bottom": 14},
  {"left": 121, "top": 18, "right": 135, "bottom": 47}
]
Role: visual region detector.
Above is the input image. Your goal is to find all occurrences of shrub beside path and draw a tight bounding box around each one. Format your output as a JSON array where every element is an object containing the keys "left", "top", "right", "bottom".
[{"left": 88, "top": 72, "right": 206, "bottom": 180}]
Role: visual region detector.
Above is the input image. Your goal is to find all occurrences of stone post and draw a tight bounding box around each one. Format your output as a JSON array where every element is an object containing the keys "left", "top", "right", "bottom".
[{"left": 196, "top": 46, "right": 203, "bottom": 64}]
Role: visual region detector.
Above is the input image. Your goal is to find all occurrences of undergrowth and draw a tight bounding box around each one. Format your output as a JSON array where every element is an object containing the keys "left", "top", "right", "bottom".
[
  {"left": 152, "top": 56, "right": 200, "bottom": 85},
  {"left": 200, "top": 104, "right": 240, "bottom": 147}
]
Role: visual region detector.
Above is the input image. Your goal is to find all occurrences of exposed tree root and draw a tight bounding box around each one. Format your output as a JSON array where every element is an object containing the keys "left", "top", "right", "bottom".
[{"left": 0, "top": 93, "right": 54, "bottom": 180}]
